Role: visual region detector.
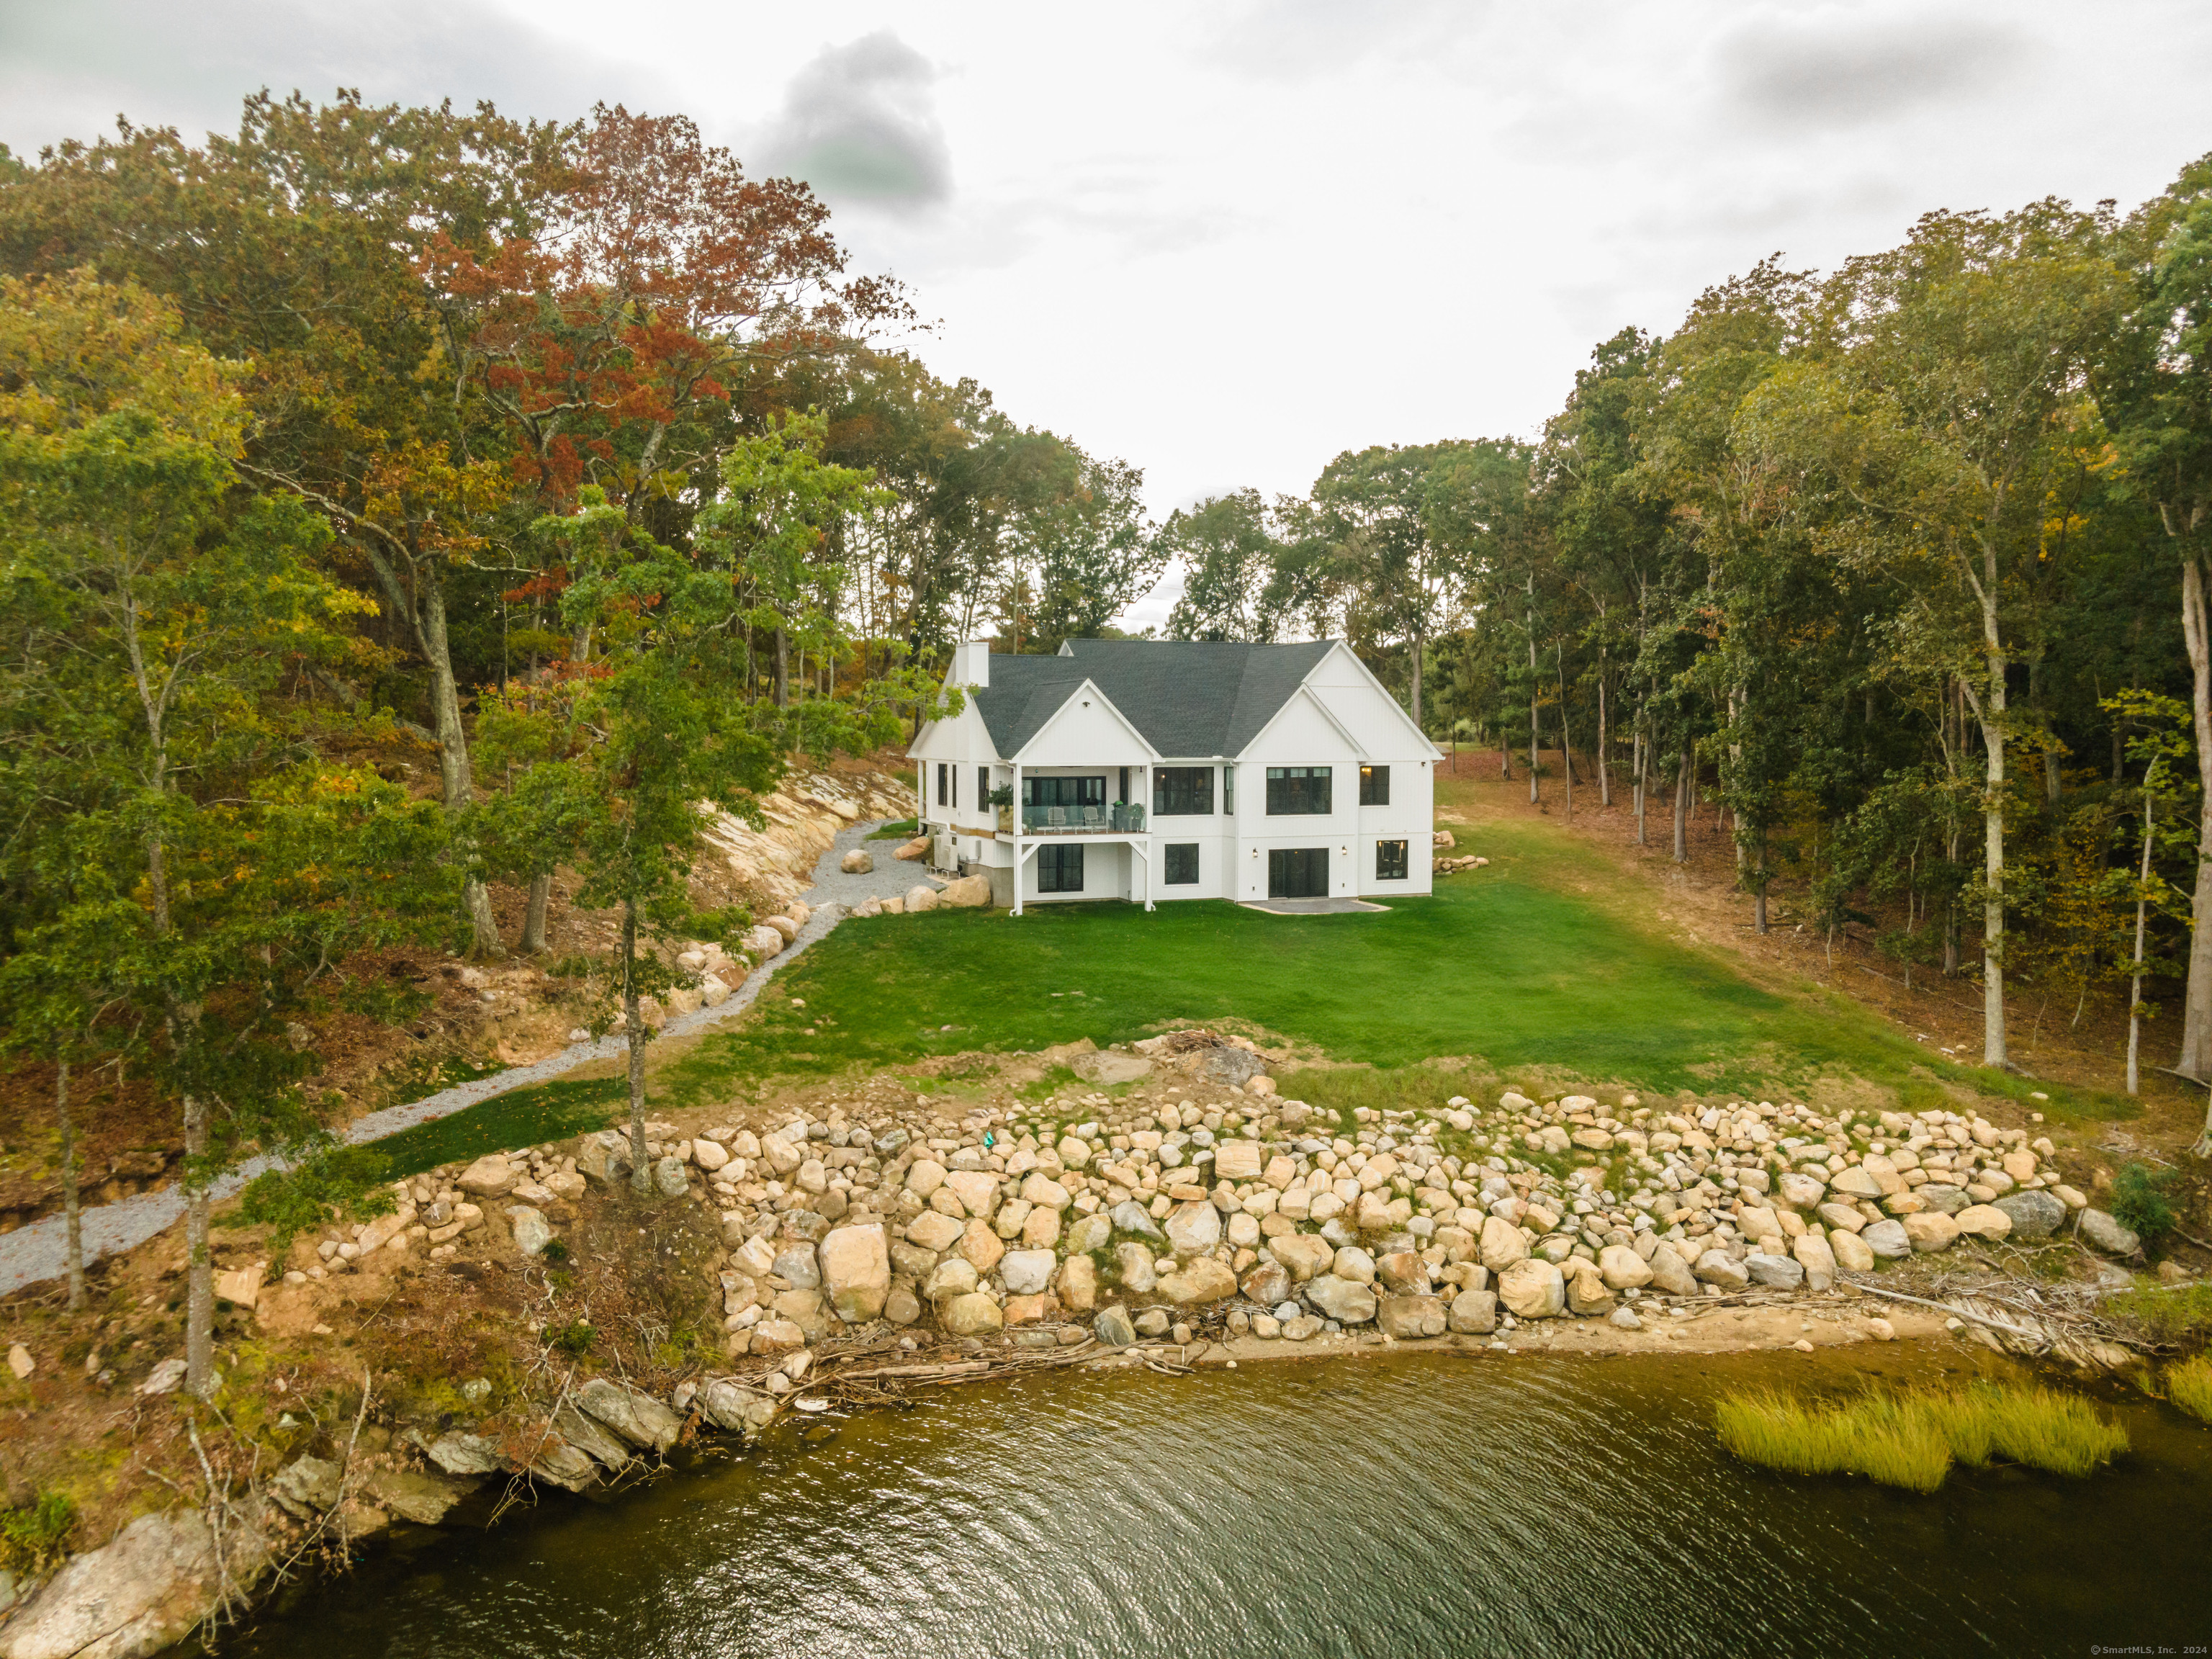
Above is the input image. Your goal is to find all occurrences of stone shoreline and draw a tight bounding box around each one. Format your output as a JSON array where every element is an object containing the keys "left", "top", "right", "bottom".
[{"left": 0, "top": 1035, "right": 2139, "bottom": 1658}]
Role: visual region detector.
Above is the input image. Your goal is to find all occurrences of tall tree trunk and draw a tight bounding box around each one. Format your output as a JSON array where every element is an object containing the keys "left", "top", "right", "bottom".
[
  {"left": 1557, "top": 647, "right": 1574, "bottom": 818},
  {"left": 621, "top": 900, "right": 651, "bottom": 1190},
  {"left": 1673, "top": 741, "right": 1691, "bottom": 863},
  {"left": 58, "top": 1060, "right": 83, "bottom": 1313},
  {"left": 1596, "top": 663, "right": 1611, "bottom": 808},
  {"left": 1753, "top": 830, "right": 1769, "bottom": 935},
  {"left": 1632, "top": 721, "right": 1646, "bottom": 845},
  {"left": 2177, "top": 557, "right": 2212, "bottom": 1084},
  {"left": 1408, "top": 625, "right": 1424, "bottom": 730},
  {"left": 1526, "top": 579, "right": 1540, "bottom": 804},
  {"left": 775, "top": 627, "right": 790, "bottom": 709},
  {"left": 182, "top": 1081, "right": 212, "bottom": 1397},
  {"left": 1972, "top": 593, "right": 2010, "bottom": 1069},
  {"left": 520, "top": 873, "right": 552, "bottom": 955},
  {"left": 2129, "top": 783, "right": 2155, "bottom": 1097}
]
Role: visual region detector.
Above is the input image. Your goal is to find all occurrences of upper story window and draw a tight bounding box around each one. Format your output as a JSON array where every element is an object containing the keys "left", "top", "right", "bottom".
[
  {"left": 1022, "top": 775, "right": 1105, "bottom": 808},
  {"left": 1224, "top": 766, "right": 1233, "bottom": 813},
  {"left": 1265, "top": 766, "right": 1332, "bottom": 815},
  {"left": 1153, "top": 766, "right": 1215, "bottom": 817},
  {"left": 937, "top": 763, "right": 948, "bottom": 808},
  {"left": 1359, "top": 765, "right": 1389, "bottom": 806}
]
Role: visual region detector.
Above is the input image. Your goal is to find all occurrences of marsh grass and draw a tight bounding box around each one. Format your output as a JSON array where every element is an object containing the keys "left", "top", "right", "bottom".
[
  {"left": 2166, "top": 1354, "right": 2212, "bottom": 1423},
  {"left": 1716, "top": 1382, "right": 2128, "bottom": 1491}
]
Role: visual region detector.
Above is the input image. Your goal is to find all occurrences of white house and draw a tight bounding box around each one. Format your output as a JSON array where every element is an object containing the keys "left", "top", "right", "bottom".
[{"left": 907, "top": 638, "right": 1442, "bottom": 912}]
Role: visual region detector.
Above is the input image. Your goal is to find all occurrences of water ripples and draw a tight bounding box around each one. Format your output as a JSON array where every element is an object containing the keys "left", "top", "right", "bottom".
[{"left": 212, "top": 1353, "right": 2212, "bottom": 1659}]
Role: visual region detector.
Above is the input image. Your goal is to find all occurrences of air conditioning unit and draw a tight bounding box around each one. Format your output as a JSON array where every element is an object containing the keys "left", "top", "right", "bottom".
[{"left": 935, "top": 831, "right": 958, "bottom": 871}]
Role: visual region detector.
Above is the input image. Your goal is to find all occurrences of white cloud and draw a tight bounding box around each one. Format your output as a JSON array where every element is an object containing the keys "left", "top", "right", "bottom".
[{"left": 756, "top": 32, "right": 952, "bottom": 214}]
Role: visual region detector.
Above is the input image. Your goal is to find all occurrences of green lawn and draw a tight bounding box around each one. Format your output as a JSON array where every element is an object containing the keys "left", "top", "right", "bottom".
[{"left": 655, "top": 820, "right": 2127, "bottom": 1116}]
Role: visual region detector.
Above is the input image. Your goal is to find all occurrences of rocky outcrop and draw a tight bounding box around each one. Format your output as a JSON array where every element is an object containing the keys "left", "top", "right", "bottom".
[{"left": 1, "top": 1507, "right": 269, "bottom": 1659}]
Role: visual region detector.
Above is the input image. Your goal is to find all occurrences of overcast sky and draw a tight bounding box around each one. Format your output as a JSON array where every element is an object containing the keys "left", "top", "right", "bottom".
[{"left": 5, "top": 1, "right": 2209, "bottom": 627}]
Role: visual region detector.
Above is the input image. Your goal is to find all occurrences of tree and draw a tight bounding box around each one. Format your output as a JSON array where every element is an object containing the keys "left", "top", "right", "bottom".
[
  {"left": 2104, "top": 158, "right": 2212, "bottom": 1102},
  {"left": 0, "top": 271, "right": 454, "bottom": 1394},
  {"left": 1162, "top": 489, "right": 1282, "bottom": 642},
  {"left": 1745, "top": 207, "right": 2127, "bottom": 1064}
]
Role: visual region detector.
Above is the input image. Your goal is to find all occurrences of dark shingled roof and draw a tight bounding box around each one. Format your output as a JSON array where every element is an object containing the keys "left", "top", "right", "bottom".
[{"left": 968, "top": 639, "right": 1339, "bottom": 758}]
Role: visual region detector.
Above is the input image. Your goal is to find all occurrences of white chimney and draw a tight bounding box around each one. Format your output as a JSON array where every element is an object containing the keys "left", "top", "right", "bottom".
[{"left": 952, "top": 639, "right": 991, "bottom": 687}]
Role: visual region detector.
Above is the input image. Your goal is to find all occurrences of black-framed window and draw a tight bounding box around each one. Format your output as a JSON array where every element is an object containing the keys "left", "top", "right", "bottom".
[
  {"left": 1359, "top": 765, "right": 1390, "bottom": 806},
  {"left": 1265, "top": 766, "right": 1332, "bottom": 814},
  {"left": 1022, "top": 775, "right": 1106, "bottom": 808},
  {"left": 937, "top": 763, "right": 948, "bottom": 807},
  {"left": 1153, "top": 766, "right": 1214, "bottom": 817},
  {"left": 1376, "top": 839, "right": 1409, "bottom": 881},
  {"left": 1038, "top": 843, "right": 1085, "bottom": 893},
  {"left": 978, "top": 766, "right": 989, "bottom": 809},
  {"left": 1224, "top": 767, "right": 1233, "bottom": 812},
  {"left": 1164, "top": 842, "right": 1200, "bottom": 884}
]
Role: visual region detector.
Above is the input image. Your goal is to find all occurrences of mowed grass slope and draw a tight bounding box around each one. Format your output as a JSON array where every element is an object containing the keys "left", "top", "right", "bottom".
[{"left": 660, "top": 820, "right": 1992, "bottom": 1107}]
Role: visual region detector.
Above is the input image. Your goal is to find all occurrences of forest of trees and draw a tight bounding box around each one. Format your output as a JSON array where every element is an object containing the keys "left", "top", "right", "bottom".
[
  {"left": 1, "top": 92, "right": 2208, "bottom": 1390},
  {"left": 1166, "top": 162, "right": 2212, "bottom": 1130}
]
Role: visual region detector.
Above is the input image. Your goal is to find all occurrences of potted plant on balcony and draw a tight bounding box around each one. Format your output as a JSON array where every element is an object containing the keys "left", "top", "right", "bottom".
[{"left": 989, "top": 783, "right": 1016, "bottom": 833}]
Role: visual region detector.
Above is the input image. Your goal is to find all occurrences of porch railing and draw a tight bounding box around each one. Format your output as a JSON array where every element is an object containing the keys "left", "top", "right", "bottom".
[{"left": 1019, "top": 802, "right": 1146, "bottom": 835}]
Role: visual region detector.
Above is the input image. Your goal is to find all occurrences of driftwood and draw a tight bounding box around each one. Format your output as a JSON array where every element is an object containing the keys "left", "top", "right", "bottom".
[{"left": 1841, "top": 1273, "right": 2145, "bottom": 1369}]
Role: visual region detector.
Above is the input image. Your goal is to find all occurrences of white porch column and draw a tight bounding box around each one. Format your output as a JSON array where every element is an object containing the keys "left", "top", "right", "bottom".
[{"left": 1011, "top": 762, "right": 1023, "bottom": 916}]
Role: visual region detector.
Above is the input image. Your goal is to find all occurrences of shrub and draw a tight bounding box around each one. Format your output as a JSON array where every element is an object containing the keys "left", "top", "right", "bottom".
[
  {"left": 2167, "top": 1354, "right": 2212, "bottom": 1424},
  {"left": 0, "top": 1490, "right": 76, "bottom": 1573},
  {"left": 2109, "top": 1161, "right": 2180, "bottom": 1246},
  {"left": 539, "top": 1238, "right": 571, "bottom": 1265},
  {"left": 2108, "top": 1283, "right": 2212, "bottom": 1341},
  {"left": 237, "top": 1143, "right": 395, "bottom": 1253},
  {"left": 547, "top": 1320, "right": 595, "bottom": 1357}
]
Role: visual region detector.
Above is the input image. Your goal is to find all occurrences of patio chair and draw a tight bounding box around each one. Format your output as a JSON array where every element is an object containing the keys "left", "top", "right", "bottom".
[
  {"left": 1047, "top": 806, "right": 1068, "bottom": 830},
  {"left": 1082, "top": 805, "right": 1104, "bottom": 830}
]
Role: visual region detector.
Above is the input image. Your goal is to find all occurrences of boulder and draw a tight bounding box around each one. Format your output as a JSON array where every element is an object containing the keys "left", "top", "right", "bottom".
[
  {"left": 1115, "top": 1243, "right": 1158, "bottom": 1293},
  {"left": 840, "top": 848, "right": 875, "bottom": 874},
  {"left": 2079, "top": 1208, "right": 2141, "bottom": 1255},
  {"left": 772, "top": 1244, "right": 822, "bottom": 1289},
  {"left": 959, "top": 1219, "right": 1006, "bottom": 1274},
  {"left": 691, "top": 1138, "right": 729, "bottom": 1172},
  {"left": 940, "top": 874, "right": 992, "bottom": 909},
  {"left": 1791, "top": 1232, "right": 1838, "bottom": 1292},
  {"left": 0, "top": 1508, "right": 267, "bottom": 1659},
  {"left": 1916, "top": 1184, "right": 1971, "bottom": 1215},
  {"left": 904, "top": 885, "right": 940, "bottom": 914},
  {"left": 457, "top": 1154, "right": 515, "bottom": 1197},
  {"left": 1993, "top": 1188, "right": 2067, "bottom": 1238},
  {"left": 1447, "top": 1289, "right": 1498, "bottom": 1334},
  {"left": 1164, "top": 1200, "right": 1223, "bottom": 1256},
  {"left": 1379, "top": 1294, "right": 1447, "bottom": 1339},
  {"left": 1817, "top": 1202, "right": 1868, "bottom": 1233},
  {"left": 361, "top": 1467, "right": 482, "bottom": 1527},
  {"left": 906, "top": 1158, "right": 948, "bottom": 1198},
  {"left": 1058, "top": 1254, "right": 1098, "bottom": 1311},
  {"left": 1110, "top": 1200, "right": 1166, "bottom": 1241},
  {"left": 1497, "top": 1259, "right": 1566, "bottom": 1319},
  {"left": 1213, "top": 1140, "right": 1264, "bottom": 1181},
  {"left": 1777, "top": 1173, "right": 1827, "bottom": 1210},
  {"left": 1830, "top": 1228, "right": 1876, "bottom": 1272},
  {"left": 941, "top": 1292, "right": 1004, "bottom": 1336},
  {"left": 1902, "top": 1211, "right": 1960, "bottom": 1253},
  {"left": 575, "top": 1378, "right": 681, "bottom": 1453},
  {"left": 1861, "top": 1218, "right": 1912, "bottom": 1259},
  {"left": 1744, "top": 1251, "right": 1805, "bottom": 1289},
  {"left": 1565, "top": 1267, "right": 1615, "bottom": 1318},
  {"left": 745, "top": 925, "right": 786, "bottom": 958},
  {"left": 894, "top": 835, "right": 930, "bottom": 861},
  {"left": 944, "top": 1169, "right": 1001, "bottom": 1220},
  {"left": 423, "top": 1431, "right": 503, "bottom": 1475},
  {"left": 924, "top": 1258, "right": 979, "bottom": 1303},
  {"left": 507, "top": 1206, "right": 552, "bottom": 1257},
  {"left": 1598, "top": 1244, "right": 1653, "bottom": 1290},
  {"left": 1331, "top": 1245, "right": 1378, "bottom": 1285},
  {"left": 652, "top": 1156, "right": 689, "bottom": 1197},
  {"left": 751, "top": 1318, "right": 807, "bottom": 1354},
  {"left": 1094, "top": 1306, "right": 1138, "bottom": 1348},
  {"left": 1479, "top": 1215, "right": 1530, "bottom": 1272},
  {"left": 696, "top": 1378, "right": 778, "bottom": 1435},
  {"left": 1001, "top": 1249, "right": 1058, "bottom": 1296},
  {"left": 553, "top": 1403, "right": 639, "bottom": 1473},
  {"left": 1303, "top": 1273, "right": 1379, "bottom": 1324},
  {"left": 1693, "top": 1250, "right": 1750, "bottom": 1290},
  {"left": 1270, "top": 1233, "right": 1334, "bottom": 1282},
  {"left": 1830, "top": 1166, "right": 1884, "bottom": 1200},
  {"left": 817, "top": 1223, "right": 891, "bottom": 1322},
  {"left": 905, "top": 1211, "right": 964, "bottom": 1254},
  {"left": 1066, "top": 1213, "right": 1113, "bottom": 1254},
  {"left": 1158, "top": 1259, "right": 1238, "bottom": 1305},
  {"left": 1375, "top": 1250, "right": 1430, "bottom": 1292},
  {"left": 1954, "top": 1204, "right": 2013, "bottom": 1241},
  {"left": 1646, "top": 1243, "right": 1699, "bottom": 1297}
]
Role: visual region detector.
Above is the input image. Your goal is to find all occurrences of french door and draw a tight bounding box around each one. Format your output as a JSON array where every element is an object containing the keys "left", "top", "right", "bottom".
[{"left": 1267, "top": 847, "right": 1329, "bottom": 899}]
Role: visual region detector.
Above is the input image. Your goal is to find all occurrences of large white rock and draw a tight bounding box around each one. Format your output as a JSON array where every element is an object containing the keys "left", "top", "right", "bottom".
[
  {"left": 840, "top": 848, "right": 875, "bottom": 874},
  {"left": 1303, "top": 1273, "right": 1378, "bottom": 1323},
  {"left": 1164, "top": 1200, "right": 1222, "bottom": 1256},
  {"left": 940, "top": 874, "right": 991, "bottom": 909},
  {"left": 457, "top": 1154, "right": 515, "bottom": 1197},
  {"left": 904, "top": 885, "right": 940, "bottom": 914},
  {"left": 943, "top": 1169, "right": 1000, "bottom": 1220},
  {"left": 1479, "top": 1215, "right": 1529, "bottom": 1272},
  {"left": 1497, "top": 1259, "right": 1565, "bottom": 1318},
  {"left": 817, "top": 1223, "right": 891, "bottom": 1322},
  {"left": 0, "top": 1509, "right": 265, "bottom": 1659},
  {"left": 1001, "top": 1249, "right": 1057, "bottom": 1296},
  {"left": 1597, "top": 1245, "right": 1653, "bottom": 1290},
  {"left": 1159, "top": 1258, "right": 1239, "bottom": 1305}
]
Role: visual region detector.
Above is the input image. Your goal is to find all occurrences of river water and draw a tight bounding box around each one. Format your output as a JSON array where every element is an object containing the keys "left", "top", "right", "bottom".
[{"left": 215, "top": 1349, "right": 2211, "bottom": 1658}]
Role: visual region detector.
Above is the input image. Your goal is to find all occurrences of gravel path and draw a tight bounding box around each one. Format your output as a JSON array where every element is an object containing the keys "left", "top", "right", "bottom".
[{"left": 0, "top": 818, "right": 935, "bottom": 1298}]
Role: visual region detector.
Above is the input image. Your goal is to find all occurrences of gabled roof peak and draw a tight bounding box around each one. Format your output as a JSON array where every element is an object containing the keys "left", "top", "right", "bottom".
[{"left": 968, "top": 638, "right": 1341, "bottom": 758}]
